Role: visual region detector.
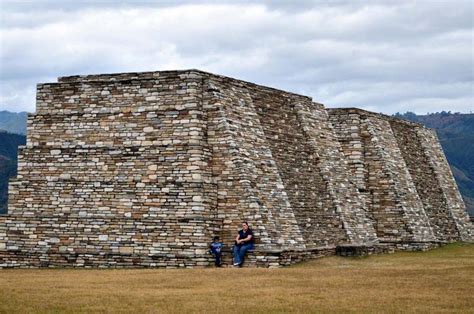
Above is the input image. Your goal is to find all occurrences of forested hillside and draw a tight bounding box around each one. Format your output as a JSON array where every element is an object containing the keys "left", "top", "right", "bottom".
[
  {"left": 0, "top": 111, "right": 28, "bottom": 135},
  {"left": 0, "top": 131, "right": 26, "bottom": 213}
]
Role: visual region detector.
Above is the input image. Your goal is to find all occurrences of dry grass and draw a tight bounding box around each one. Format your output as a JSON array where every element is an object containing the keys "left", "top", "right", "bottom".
[{"left": 0, "top": 243, "right": 473, "bottom": 314}]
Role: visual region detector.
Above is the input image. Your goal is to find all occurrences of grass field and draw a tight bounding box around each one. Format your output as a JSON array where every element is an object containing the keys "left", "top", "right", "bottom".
[{"left": 0, "top": 243, "right": 473, "bottom": 313}]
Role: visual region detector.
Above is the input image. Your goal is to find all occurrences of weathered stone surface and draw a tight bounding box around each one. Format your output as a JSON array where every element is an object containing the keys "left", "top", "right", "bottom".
[
  {"left": 328, "top": 108, "right": 472, "bottom": 244},
  {"left": 0, "top": 70, "right": 471, "bottom": 269}
]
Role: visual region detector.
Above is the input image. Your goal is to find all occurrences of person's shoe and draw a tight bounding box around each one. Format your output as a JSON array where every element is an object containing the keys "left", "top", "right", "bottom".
[{"left": 233, "top": 262, "right": 240, "bottom": 266}]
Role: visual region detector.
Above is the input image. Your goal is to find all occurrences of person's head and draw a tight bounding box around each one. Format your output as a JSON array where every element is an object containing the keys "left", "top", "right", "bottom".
[
  {"left": 213, "top": 236, "right": 220, "bottom": 242},
  {"left": 242, "top": 221, "right": 249, "bottom": 231}
]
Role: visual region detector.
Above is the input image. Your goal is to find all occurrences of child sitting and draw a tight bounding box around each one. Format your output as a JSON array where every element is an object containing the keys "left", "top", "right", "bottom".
[{"left": 209, "top": 236, "right": 224, "bottom": 267}]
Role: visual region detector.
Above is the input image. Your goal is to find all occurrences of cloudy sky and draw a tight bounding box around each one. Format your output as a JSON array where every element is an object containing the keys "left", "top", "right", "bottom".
[{"left": 0, "top": 0, "right": 472, "bottom": 114}]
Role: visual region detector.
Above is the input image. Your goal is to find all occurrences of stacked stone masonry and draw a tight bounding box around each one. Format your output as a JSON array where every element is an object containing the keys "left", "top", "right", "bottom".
[{"left": 0, "top": 70, "right": 472, "bottom": 268}]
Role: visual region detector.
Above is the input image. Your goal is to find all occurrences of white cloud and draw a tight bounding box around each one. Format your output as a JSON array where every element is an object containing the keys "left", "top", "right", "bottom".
[{"left": 0, "top": 1, "right": 472, "bottom": 114}]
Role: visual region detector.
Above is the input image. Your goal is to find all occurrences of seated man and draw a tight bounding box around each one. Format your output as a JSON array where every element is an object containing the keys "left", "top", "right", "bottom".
[{"left": 232, "top": 221, "right": 255, "bottom": 267}]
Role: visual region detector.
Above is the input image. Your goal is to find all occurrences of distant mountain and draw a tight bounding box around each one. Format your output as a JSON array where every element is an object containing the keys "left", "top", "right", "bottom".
[
  {"left": 0, "top": 111, "right": 28, "bottom": 135},
  {"left": 0, "top": 131, "right": 26, "bottom": 214},
  {"left": 394, "top": 112, "right": 474, "bottom": 217}
]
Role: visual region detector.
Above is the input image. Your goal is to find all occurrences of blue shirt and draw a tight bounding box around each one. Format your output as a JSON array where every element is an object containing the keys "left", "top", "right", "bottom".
[{"left": 210, "top": 241, "right": 223, "bottom": 254}]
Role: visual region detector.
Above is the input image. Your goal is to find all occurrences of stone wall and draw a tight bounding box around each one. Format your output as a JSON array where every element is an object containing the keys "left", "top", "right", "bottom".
[
  {"left": 388, "top": 120, "right": 459, "bottom": 242},
  {"left": 328, "top": 108, "right": 472, "bottom": 245},
  {"left": 2, "top": 71, "right": 219, "bottom": 267},
  {"left": 203, "top": 76, "right": 307, "bottom": 251},
  {"left": 203, "top": 74, "right": 378, "bottom": 248},
  {"left": 413, "top": 127, "right": 473, "bottom": 242},
  {"left": 0, "top": 70, "right": 471, "bottom": 268}
]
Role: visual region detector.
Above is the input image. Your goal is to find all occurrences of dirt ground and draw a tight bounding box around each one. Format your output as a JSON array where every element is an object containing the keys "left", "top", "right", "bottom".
[{"left": 0, "top": 243, "right": 473, "bottom": 313}]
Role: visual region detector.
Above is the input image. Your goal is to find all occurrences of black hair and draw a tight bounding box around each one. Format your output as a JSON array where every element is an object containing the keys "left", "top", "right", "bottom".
[
  {"left": 213, "top": 236, "right": 220, "bottom": 241},
  {"left": 242, "top": 221, "right": 251, "bottom": 230}
]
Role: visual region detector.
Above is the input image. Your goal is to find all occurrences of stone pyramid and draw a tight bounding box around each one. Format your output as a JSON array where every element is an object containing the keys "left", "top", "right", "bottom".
[{"left": 0, "top": 70, "right": 471, "bottom": 268}]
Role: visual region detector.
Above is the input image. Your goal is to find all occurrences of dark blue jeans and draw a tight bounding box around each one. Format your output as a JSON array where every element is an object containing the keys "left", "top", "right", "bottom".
[
  {"left": 233, "top": 243, "right": 254, "bottom": 265},
  {"left": 211, "top": 251, "right": 222, "bottom": 266}
]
